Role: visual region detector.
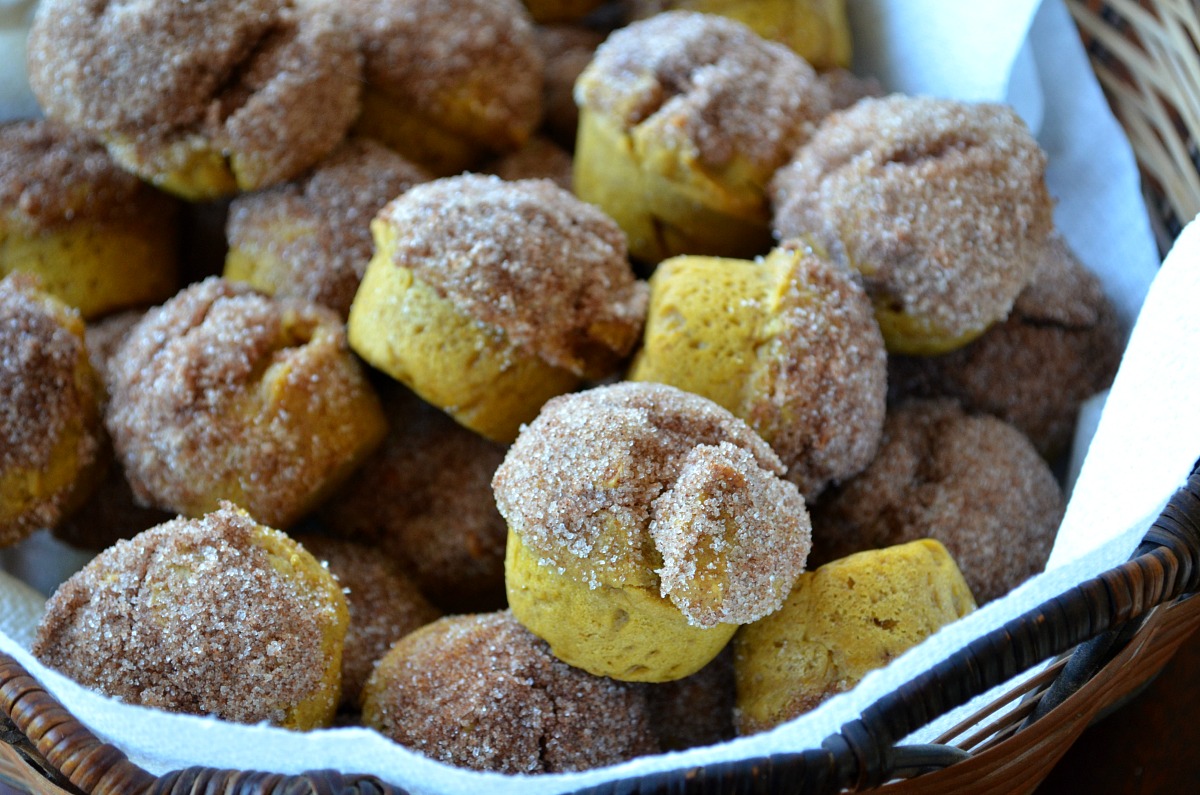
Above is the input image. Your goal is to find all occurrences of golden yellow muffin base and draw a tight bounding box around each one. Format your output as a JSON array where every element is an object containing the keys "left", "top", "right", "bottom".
[
  {"left": 505, "top": 529, "right": 736, "bottom": 683},
  {"left": 347, "top": 226, "right": 581, "bottom": 444},
  {"left": 734, "top": 539, "right": 976, "bottom": 734},
  {"left": 223, "top": 218, "right": 317, "bottom": 300},
  {"left": 1, "top": 210, "right": 178, "bottom": 321},
  {"left": 573, "top": 108, "right": 773, "bottom": 265},
  {"left": 873, "top": 301, "right": 989, "bottom": 356},
  {"left": 355, "top": 85, "right": 504, "bottom": 178},
  {"left": 106, "top": 134, "right": 239, "bottom": 202},
  {"left": 636, "top": 0, "right": 851, "bottom": 69}
]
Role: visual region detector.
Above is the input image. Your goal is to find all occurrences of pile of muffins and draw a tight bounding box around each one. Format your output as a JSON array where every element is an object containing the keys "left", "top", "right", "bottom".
[{"left": 0, "top": 0, "right": 1125, "bottom": 777}]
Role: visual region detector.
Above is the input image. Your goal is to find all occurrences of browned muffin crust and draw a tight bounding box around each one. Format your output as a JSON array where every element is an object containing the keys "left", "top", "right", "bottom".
[
  {"left": 534, "top": 23, "right": 605, "bottom": 148},
  {"left": 771, "top": 95, "right": 1053, "bottom": 346},
  {"left": 0, "top": 119, "right": 157, "bottom": 229},
  {"left": 809, "top": 399, "right": 1065, "bottom": 604},
  {"left": 104, "top": 277, "right": 383, "bottom": 528},
  {"left": 494, "top": 382, "right": 810, "bottom": 625},
  {"left": 321, "top": 383, "right": 509, "bottom": 613},
  {"left": 0, "top": 274, "right": 102, "bottom": 543},
  {"left": 295, "top": 534, "right": 441, "bottom": 709},
  {"left": 227, "top": 137, "right": 430, "bottom": 318},
  {"left": 334, "top": 0, "right": 542, "bottom": 152},
  {"left": 376, "top": 173, "right": 647, "bottom": 378},
  {"left": 362, "top": 611, "right": 659, "bottom": 773},
  {"left": 888, "top": 234, "right": 1124, "bottom": 459},
  {"left": 27, "top": 0, "right": 361, "bottom": 191},
  {"left": 33, "top": 505, "right": 344, "bottom": 725},
  {"left": 576, "top": 11, "right": 831, "bottom": 172}
]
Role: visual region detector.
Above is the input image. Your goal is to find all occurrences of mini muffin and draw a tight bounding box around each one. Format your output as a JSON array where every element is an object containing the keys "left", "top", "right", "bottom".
[
  {"left": 628, "top": 0, "right": 852, "bottom": 69},
  {"left": 484, "top": 135, "right": 574, "bottom": 191},
  {"left": 295, "top": 534, "right": 441, "bottom": 710},
  {"left": 324, "top": 0, "right": 542, "bottom": 176},
  {"left": 320, "top": 383, "right": 509, "bottom": 613},
  {"left": 523, "top": 0, "right": 606, "bottom": 23},
  {"left": 494, "top": 382, "right": 812, "bottom": 682},
  {"left": 27, "top": 0, "right": 362, "bottom": 200},
  {"left": 105, "top": 277, "right": 387, "bottom": 529},
  {"left": 889, "top": 233, "right": 1124, "bottom": 460},
  {"left": 0, "top": 119, "right": 179, "bottom": 319},
  {"left": 809, "top": 399, "right": 1066, "bottom": 604},
  {"left": 224, "top": 137, "right": 431, "bottom": 319},
  {"left": 646, "top": 646, "right": 736, "bottom": 751},
  {"left": 771, "top": 95, "right": 1053, "bottom": 355},
  {"left": 628, "top": 239, "right": 887, "bottom": 499},
  {"left": 33, "top": 504, "right": 349, "bottom": 730},
  {"left": 734, "top": 539, "right": 976, "bottom": 735},
  {"left": 361, "top": 611, "right": 659, "bottom": 773},
  {"left": 347, "top": 174, "right": 647, "bottom": 443},
  {"left": 534, "top": 24, "right": 605, "bottom": 148},
  {"left": 0, "top": 273, "right": 104, "bottom": 545},
  {"left": 574, "top": 11, "right": 832, "bottom": 264},
  {"left": 52, "top": 310, "right": 174, "bottom": 552}
]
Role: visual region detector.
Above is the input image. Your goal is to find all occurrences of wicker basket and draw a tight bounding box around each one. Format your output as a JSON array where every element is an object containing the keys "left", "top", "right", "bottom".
[{"left": 2, "top": 2, "right": 1199, "bottom": 794}]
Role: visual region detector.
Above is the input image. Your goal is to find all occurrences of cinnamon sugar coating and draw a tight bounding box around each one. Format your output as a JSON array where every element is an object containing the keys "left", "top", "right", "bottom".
[
  {"left": 889, "top": 234, "right": 1124, "bottom": 459},
  {"left": 809, "top": 399, "right": 1065, "bottom": 603},
  {"left": 375, "top": 174, "right": 647, "bottom": 378},
  {"left": 494, "top": 382, "right": 810, "bottom": 625},
  {"left": 33, "top": 505, "right": 349, "bottom": 727},
  {"left": 361, "top": 611, "right": 659, "bottom": 773},
  {"left": 295, "top": 534, "right": 441, "bottom": 709},
  {"left": 321, "top": 383, "right": 509, "bottom": 613},
  {"left": 27, "top": 0, "right": 362, "bottom": 195},
  {"left": 226, "top": 138, "right": 430, "bottom": 318},
  {"left": 771, "top": 94, "right": 1053, "bottom": 353},
  {"left": 0, "top": 119, "right": 154, "bottom": 229},
  {"left": 0, "top": 273, "right": 102, "bottom": 544},
  {"left": 576, "top": 11, "right": 831, "bottom": 173},
  {"left": 484, "top": 135, "right": 574, "bottom": 192},
  {"left": 330, "top": 0, "right": 542, "bottom": 161},
  {"left": 104, "top": 277, "right": 386, "bottom": 529}
]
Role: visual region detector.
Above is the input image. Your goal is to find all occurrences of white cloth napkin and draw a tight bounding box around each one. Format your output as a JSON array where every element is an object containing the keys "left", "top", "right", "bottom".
[{"left": 0, "top": 1, "right": 1179, "bottom": 792}]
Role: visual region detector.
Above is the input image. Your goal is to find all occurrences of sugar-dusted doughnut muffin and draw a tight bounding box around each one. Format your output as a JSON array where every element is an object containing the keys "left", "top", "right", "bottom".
[
  {"left": 106, "top": 277, "right": 387, "bottom": 529},
  {"left": 320, "top": 383, "right": 509, "bottom": 613},
  {"left": 889, "top": 233, "right": 1124, "bottom": 460},
  {"left": 361, "top": 611, "right": 659, "bottom": 773},
  {"left": 494, "top": 382, "right": 812, "bottom": 682},
  {"left": 628, "top": 239, "right": 887, "bottom": 499},
  {"left": 33, "top": 504, "right": 350, "bottom": 729},
  {"left": 574, "top": 11, "right": 831, "bottom": 264},
  {"left": 295, "top": 534, "right": 441, "bottom": 709},
  {"left": 484, "top": 135, "right": 574, "bottom": 192},
  {"left": 52, "top": 310, "right": 174, "bottom": 552},
  {"left": 321, "top": 0, "right": 542, "bottom": 176},
  {"left": 348, "top": 174, "right": 647, "bottom": 443},
  {"left": 534, "top": 24, "right": 605, "bottom": 149},
  {"left": 0, "top": 119, "right": 179, "bottom": 319},
  {"left": 771, "top": 95, "right": 1053, "bottom": 355},
  {"left": 27, "top": 0, "right": 362, "bottom": 200},
  {"left": 0, "top": 274, "right": 104, "bottom": 545},
  {"left": 628, "top": 0, "right": 852, "bottom": 69},
  {"left": 809, "top": 399, "right": 1065, "bottom": 604},
  {"left": 224, "top": 138, "right": 430, "bottom": 319},
  {"left": 734, "top": 539, "right": 975, "bottom": 735}
]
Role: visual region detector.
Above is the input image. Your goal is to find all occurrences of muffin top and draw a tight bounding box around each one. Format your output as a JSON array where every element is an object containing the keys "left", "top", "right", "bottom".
[
  {"left": 576, "top": 11, "right": 831, "bottom": 172},
  {"left": 375, "top": 173, "right": 647, "bottom": 377}
]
